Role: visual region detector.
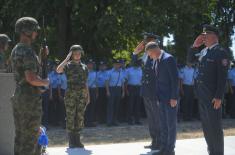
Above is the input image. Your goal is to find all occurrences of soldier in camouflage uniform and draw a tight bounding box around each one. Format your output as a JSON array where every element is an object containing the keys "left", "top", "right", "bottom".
[
  {"left": 0, "top": 34, "right": 11, "bottom": 52},
  {"left": 57, "top": 45, "right": 89, "bottom": 148},
  {"left": 10, "top": 17, "right": 49, "bottom": 155},
  {"left": 0, "top": 34, "right": 11, "bottom": 71}
]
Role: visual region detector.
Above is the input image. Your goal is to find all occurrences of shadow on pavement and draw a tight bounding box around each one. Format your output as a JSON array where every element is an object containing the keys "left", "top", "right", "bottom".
[{"left": 66, "top": 148, "right": 92, "bottom": 155}]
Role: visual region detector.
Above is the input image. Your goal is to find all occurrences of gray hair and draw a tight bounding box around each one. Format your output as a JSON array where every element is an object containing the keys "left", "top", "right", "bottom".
[{"left": 145, "top": 41, "right": 159, "bottom": 51}]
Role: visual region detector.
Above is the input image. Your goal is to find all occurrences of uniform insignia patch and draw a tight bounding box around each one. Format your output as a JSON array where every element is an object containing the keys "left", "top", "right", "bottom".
[{"left": 222, "top": 59, "right": 228, "bottom": 66}]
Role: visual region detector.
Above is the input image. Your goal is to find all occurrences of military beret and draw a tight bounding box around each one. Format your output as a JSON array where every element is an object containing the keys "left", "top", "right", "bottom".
[{"left": 202, "top": 24, "right": 219, "bottom": 36}]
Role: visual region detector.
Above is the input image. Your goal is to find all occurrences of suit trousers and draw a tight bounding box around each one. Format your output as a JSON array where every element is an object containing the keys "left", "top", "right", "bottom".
[{"left": 159, "top": 101, "right": 177, "bottom": 152}]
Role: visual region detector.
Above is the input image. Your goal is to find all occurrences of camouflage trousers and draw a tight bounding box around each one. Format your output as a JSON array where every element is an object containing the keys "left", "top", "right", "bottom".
[
  {"left": 11, "top": 88, "right": 42, "bottom": 155},
  {"left": 64, "top": 89, "right": 87, "bottom": 132}
]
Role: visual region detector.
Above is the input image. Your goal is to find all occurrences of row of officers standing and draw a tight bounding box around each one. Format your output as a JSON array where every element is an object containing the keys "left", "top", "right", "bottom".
[
  {"left": 41, "top": 54, "right": 235, "bottom": 130},
  {"left": 42, "top": 57, "right": 144, "bottom": 129}
]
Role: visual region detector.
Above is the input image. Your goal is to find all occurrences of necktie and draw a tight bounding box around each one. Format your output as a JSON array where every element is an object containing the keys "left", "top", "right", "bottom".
[{"left": 155, "top": 59, "right": 160, "bottom": 75}]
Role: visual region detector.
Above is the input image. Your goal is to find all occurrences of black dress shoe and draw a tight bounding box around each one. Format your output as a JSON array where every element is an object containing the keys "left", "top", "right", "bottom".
[
  {"left": 144, "top": 144, "right": 152, "bottom": 149},
  {"left": 164, "top": 151, "right": 175, "bottom": 155},
  {"left": 151, "top": 145, "right": 160, "bottom": 150},
  {"left": 152, "top": 150, "right": 165, "bottom": 155}
]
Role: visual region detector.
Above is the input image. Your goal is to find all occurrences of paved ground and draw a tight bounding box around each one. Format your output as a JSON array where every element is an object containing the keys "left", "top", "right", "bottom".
[{"left": 47, "top": 136, "right": 235, "bottom": 155}]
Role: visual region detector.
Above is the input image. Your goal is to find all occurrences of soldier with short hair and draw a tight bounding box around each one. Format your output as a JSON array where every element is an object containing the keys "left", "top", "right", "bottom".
[
  {"left": 11, "top": 17, "right": 49, "bottom": 155},
  {"left": 57, "top": 45, "right": 89, "bottom": 148}
]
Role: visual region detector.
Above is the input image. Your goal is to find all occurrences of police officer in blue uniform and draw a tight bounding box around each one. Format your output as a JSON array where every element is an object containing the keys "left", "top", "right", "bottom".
[
  {"left": 48, "top": 64, "right": 60, "bottom": 125},
  {"left": 58, "top": 69, "right": 68, "bottom": 128},
  {"left": 188, "top": 25, "right": 229, "bottom": 155},
  {"left": 97, "top": 61, "right": 108, "bottom": 123},
  {"left": 85, "top": 59, "right": 98, "bottom": 127},
  {"left": 105, "top": 59, "right": 125, "bottom": 126},
  {"left": 132, "top": 32, "right": 161, "bottom": 150},
  {"left": 126, "top": 60, "right": 143, "bottom": 125},
  {"left": 179, "top": 62, "right": 195, "bottom": 121}
]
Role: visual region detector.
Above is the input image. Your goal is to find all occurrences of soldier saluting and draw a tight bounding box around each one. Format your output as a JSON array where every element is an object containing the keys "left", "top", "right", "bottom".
[
  {"left": 57, "top": 45, "right": 90, "bottom": 148},
  {"left": 188, "top": 25, "right": 229, "bottom": 155},
  {"left": 10, "top": 17, "right": 49, "bottom": 155}
]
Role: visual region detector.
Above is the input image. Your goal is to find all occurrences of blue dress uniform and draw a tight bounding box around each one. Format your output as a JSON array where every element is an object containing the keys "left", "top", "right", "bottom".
[
  {"left": 85, "top": 60, "right": 98, "bottom": 127},
  {"left": 96, "top": 61, "right": 108, "bottom": 123},
  {"left": 57, "top": 72, "right": 67, "bottom": 127},
  {"left": 153, "top": 51, "right": 179, "bottom": 155},
  {"left": 48, "top": 70, "right": 60, "bottom": 125},
  {"left": 179, "top": 65, "right": 195, "bottom": 121},
  {"left": 188, "top": 36, "right": 229, "bottom": 155},
  {"left": 228, "top": 67, "right": 235, "bottom": 118},
  {"left": 106, "top": 62, "right": 125, "bottom": 126},
  {"left": 126, "top": 64, "right": 143, "bottom": 124},
  {"left": 132, "top": 52, "right": 161, "bottom": 148}
]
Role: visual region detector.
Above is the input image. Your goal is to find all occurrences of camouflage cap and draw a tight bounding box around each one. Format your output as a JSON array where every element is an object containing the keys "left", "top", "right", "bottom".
[
  {"left": 15, "top": 17, "right": 40, "bottom": 34},
  {"left": 0, "top": 34, "right": 11, "bottom": 45}
]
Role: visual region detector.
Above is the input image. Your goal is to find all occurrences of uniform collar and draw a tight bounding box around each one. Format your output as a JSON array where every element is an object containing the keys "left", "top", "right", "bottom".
[
  {"left": 208, "top": 43, "right": 219, "bottom": 50},
  {"left": 156, "top": 50, "right": 164, "bottom": 62}
]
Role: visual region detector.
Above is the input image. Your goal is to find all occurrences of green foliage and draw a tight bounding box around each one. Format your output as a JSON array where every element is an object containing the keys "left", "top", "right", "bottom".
[{"left": 0, "top": 0, "right": 234, "bottom": 62}]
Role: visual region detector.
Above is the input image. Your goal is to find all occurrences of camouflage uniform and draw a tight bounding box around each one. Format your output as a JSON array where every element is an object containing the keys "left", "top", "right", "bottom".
[
  {"left": 0, "top": 34, "right": 11, "bottom": 71},
  {"left": 11, "top": 43, "right": 41, "bottom": 155},
  {"left": 11, "top": 17, "right": 41, "bottom": 155},
  {"left": 64, "top": 61, "right": 88, "bottom": 132}
]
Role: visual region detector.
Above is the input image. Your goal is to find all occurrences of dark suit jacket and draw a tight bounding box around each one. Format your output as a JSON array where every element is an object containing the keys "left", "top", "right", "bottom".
[{"left": 155, "top": 52, "right": 179, "bottom": 103}]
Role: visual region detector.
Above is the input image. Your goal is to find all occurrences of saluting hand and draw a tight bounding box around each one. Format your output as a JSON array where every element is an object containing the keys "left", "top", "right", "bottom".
[
  {"left": 193, "top": 34, "right": 205, "bottom": 48},
  {"left": 134, "top": 41, "right": 145, "bottom": 54},
  {"left": 65, "top": 51, "right": 72, "bottom": 61},
  {"left": 212, "top": 98, "right": 222, "bottom": 109},
  {"left": 170, "top": 99, "right": 177, "bottom": 108}
]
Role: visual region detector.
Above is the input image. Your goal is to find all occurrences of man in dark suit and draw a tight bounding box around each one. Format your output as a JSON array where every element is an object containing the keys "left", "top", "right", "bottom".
[
  {"left": 188, "top": 25, "right": 229, "bottom": 155},
  {"left": 132, "top": 33, "right": 161, "bottom": 150},
  {"left": 145, "top": 42, "right": 179, "bottom": 155}
]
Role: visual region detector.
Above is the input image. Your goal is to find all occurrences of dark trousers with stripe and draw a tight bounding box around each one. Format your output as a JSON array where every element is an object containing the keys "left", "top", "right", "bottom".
[
  {"left": 127, "top": 85, "right": 141, "bottom": 123},
  {"left": 143, "top": 97, "right": 161, "bottom": 146},
  {"left": 182, "top": 84, "right": 194, "bottom": 120},
  {"left": 85, "top": 88, "right": 97, "bottom": 125},
  {"left": 107, "top": 86, "right": 122, "bottom": 125},
  {"left": 96, "top": 87, "right": 107, "bottom": 123},
  {"left": 196, "top": 83, "right": 224, "bottom": 155}
]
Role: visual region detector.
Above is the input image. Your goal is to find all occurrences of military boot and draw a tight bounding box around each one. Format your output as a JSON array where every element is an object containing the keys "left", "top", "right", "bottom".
[
  {"left": 74, "top": 133, "right": 84, "bottom": 148},
  {"left": 68, "top": 132, "right": 76, "bottom": 148}
]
